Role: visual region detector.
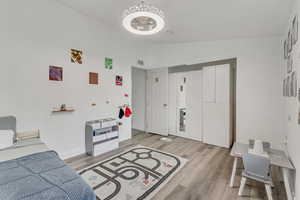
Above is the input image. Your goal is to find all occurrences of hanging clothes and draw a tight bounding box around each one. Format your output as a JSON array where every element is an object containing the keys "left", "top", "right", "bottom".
[
  {"left": 118, "top": 107, "right": 125, "bottom": 119},
  {"left": 124, "top": 106, "right": 132, "bottom": 118}
]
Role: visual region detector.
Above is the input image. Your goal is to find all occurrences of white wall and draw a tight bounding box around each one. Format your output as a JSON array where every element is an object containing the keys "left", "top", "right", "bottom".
[
  {"left": 144, "top": 37, "right": 285, "bottom": 150},
  {"left": 0, "top": 0, "right": 143, "bottom": 159},
  {"left": 283, "top": 0, "right": 300, "bottom": 198},
  {"left": 132, "top": 67, "right": 146, "bottom": 131}
]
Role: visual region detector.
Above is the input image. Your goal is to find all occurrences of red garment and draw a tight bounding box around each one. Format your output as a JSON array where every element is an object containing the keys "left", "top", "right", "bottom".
[{"left": 124, "top": 107, "right": 132, "bottom": 117}]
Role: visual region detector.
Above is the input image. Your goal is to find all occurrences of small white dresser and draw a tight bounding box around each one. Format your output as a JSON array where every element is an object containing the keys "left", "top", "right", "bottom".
[{"left": 85, "top": 118, "right": 119, "bottom": 156}]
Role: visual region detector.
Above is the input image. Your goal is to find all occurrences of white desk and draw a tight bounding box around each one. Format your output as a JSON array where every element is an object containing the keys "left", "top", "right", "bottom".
[{"left": 230, "top": 142, "right": 295, "bottom": 200}]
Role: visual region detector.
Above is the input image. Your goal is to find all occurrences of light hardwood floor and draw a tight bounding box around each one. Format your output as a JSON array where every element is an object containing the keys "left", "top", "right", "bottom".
[{"left": 65, "top": 131, "right": 287, "bottom": 200}]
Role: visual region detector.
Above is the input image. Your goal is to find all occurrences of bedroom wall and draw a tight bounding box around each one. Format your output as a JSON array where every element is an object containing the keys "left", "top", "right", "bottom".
[
  {"left": 143, "top": 37, "right": 286, "bottom": 150},
  {"left": 0, "top": 0, "right": 143, "bottom": 159},
  {"left": 283, "top": 0, "right": 300, "bottom": 198}
]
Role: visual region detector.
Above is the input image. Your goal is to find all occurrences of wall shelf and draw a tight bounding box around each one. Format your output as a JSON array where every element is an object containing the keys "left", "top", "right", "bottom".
[{"left": 52, "top": 109, "right": 75, "bottom": 113}]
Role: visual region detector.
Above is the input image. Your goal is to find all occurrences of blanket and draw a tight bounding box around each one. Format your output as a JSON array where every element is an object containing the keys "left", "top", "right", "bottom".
[{"left": 0, "top": 151, "right": 96, "bottom": 200}]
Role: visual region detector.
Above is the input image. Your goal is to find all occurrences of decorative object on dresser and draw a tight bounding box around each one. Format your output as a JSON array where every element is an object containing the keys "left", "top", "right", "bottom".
[{"left": 85, "top": 118, "right": 119, "bottom": 156}]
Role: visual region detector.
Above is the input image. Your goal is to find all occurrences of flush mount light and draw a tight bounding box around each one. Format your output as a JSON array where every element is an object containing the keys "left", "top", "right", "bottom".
[{"left": 122, "top": 0, "right": 165, "bottom": 35}]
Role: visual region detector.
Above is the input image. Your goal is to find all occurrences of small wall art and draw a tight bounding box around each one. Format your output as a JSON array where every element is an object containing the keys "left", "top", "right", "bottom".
[
  {"left": 287, "top": 56, "right": 293, "bottom": 73},
  {"left": 284, "top": 40, "right": 288, "bottom": 59},
  {"left": 292, "top": 15, "right": 298, "bottom": 45},
  {"left": 287, "top": 75, "right": 291, "bottom": 97},
  {"left": 71, "top": 49, "right": 83, "bottom": 64},
  {"left": 105, "top": 57, "right": 113, "bottom": 69},
  {"left": 298, "top": 108, "right": 300, "bottom": 125},
  {"left": 283, "top": 78, "right": 286, "bottom": 97},
  {"left": 291, "top": 71, "right": 297, "bottom": 97},
  {"left": 116, "top": 75, "right": 123, "bottom": 86},
  {"left": 49, "top": 66, "right": 63, "bottom": 81},
  {"left": 89, "top": 72, "right": 99, "bottom": 85}
]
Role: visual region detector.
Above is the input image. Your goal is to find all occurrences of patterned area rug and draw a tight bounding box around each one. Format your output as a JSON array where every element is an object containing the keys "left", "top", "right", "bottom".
[{"left": 79, "top": 145, "right": 188, "bottom": 200}]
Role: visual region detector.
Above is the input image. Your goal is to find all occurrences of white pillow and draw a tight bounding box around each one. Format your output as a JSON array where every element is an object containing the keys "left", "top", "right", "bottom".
[{"left": 0, "top": 130, "right": 14, "bottom": 149}]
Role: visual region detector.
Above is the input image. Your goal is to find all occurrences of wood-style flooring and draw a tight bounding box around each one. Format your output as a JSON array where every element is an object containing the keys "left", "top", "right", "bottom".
[{"left": 65, "top": 131, "right": 287, "bottom": 200}]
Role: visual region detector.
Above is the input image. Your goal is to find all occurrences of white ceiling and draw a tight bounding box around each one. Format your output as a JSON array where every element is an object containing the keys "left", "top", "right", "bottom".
[{"left": 56, "top": 0, "right": 293, "bottom": 43}]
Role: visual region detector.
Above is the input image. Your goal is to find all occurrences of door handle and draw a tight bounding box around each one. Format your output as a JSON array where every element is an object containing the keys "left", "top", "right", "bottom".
[{"left": 163, "top": 104, "right": 168, "bottom": 107}]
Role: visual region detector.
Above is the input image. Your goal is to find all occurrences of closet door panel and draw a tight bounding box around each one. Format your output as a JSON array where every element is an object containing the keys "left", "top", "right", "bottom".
[
  {"left": 203, "top": 66, "right": 216, "bottom": 102},
  {"left": 216, "top": 64, "right": 230, "bottom": 103},
  {"left": 186, "top": 70, "right": 203, "bottom": 141},
  {"left": 168, "top": 73, "right": 177, "bottom": 134},
  {"left": 203, "top": 102, "right": 230, "bottom": 147}
]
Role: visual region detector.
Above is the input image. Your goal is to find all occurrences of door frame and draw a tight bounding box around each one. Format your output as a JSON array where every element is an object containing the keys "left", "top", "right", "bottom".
[{"left": 131, "top": 66, "right": 147, "bottom": 133}]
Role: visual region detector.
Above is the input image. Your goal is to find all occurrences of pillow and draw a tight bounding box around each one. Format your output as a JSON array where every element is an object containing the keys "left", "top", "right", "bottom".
[
  {"left": 0, "top": 130, "right": 14, "bottom": 149},
  {"left": 16, "top": 130, "right": 40, "bottom": 141}
]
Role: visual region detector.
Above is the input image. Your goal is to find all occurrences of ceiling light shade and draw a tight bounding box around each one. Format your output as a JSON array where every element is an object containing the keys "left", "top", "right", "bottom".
[{"left": 122, "top": 0, "right": 165, "bottom": 35}]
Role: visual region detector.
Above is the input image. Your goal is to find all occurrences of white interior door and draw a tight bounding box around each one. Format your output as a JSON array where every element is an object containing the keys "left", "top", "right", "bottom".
[
  {"left": 186, "top": 70, "right": 203, "bottom": 141},
  {"left": 146, "top": 69, "right": 168, "bottom": 136}
]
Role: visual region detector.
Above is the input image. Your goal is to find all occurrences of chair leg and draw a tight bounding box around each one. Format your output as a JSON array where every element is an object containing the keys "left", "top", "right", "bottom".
[
  {"left": 238, "top": 177, "right": 247, "bottom": 196},
  {"left": 265, "top": 184, "right": 273, "bottom": 200}
]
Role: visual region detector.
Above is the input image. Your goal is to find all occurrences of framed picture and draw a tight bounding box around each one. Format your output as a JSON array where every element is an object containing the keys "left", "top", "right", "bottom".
[
  {"left": 105, "top": 57, "right": 113, "bottom": 69},
  {"left": 89, "top": 72, "right": 99, "bottom": 85},
  {"left": 284, "top": 40, "right": 288, "bottom": 59},
  {"left": 288, "top": 30, "right": 293, "bottom": 53},
  {"left": 298, "top": 108, "right": 300, "bottom": 125},
  {"left": 116, "top": 75, "right": 123, "bottom": 86},
  {"left": 287, "top": 75, "right": 291, "bottom": 97},
  {"left": 49, "top": 66, "right": 63, "bottom": 81},
  {"left": 71, "top": 49, "right": 83, "bottom": 64},
  {"left": 291, "top": 72, "right": 297, "bottom": 97},
  {"left": 292, "top": 15, "right": 298, "bottom": 45},
  {"left": 283, "top": 79, "right": 286, "bottom": 97},
  {"left": 287, "top": 56, "right": 293, "bottom": 73}
]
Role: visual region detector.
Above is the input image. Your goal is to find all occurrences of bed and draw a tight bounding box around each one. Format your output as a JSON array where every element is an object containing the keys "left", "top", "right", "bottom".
[{"left": 0, "top": 116, "right": 96, "bottom": 200}]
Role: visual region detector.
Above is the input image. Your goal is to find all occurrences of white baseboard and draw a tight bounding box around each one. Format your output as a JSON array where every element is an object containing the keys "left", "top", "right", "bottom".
[{"left": 59, "top": 148, "right": 85, "bottom": 160}]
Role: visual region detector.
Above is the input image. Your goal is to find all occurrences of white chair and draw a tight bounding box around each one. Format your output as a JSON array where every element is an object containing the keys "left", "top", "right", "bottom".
[{"left": 238, "top": 153, "right": 273, "bottom": 200}]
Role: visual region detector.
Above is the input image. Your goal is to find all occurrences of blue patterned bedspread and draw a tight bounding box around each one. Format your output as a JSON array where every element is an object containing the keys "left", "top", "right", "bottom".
[{"left": 0, "top": 151, "right": 96, "bottom": 200}]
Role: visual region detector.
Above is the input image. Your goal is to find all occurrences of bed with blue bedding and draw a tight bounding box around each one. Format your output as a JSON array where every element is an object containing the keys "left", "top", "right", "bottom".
[{"left": 0, "top": 116, "right": 96, "bottom": 200}]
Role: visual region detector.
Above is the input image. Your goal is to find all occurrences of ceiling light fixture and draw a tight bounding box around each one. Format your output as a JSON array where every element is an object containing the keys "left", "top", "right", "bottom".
[{"left": 122, "top": 0, "right": 165, "bottom": 35}]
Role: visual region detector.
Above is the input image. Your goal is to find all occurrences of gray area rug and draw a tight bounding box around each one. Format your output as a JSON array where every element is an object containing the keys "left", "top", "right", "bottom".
[{"left": 79, "top": 145, "right": 188, "bottom": 200}]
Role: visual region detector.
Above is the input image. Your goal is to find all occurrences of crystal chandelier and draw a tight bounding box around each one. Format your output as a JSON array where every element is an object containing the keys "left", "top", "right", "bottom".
[{"left": 122, "top": 0, "right": 165, "bottom": 35}]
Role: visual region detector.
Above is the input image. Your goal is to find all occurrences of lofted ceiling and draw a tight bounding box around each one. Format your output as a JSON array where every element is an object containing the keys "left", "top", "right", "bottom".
[{"left": 56, "top": 0, "right": 293, "bottom": 43}]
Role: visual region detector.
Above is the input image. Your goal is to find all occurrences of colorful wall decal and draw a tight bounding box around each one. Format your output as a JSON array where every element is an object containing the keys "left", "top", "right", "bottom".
[
  {"left": 89, "top": 72, "right": 99, "bottom": 85},
  {"left": 71, "top": 49, "right": 83, "bottom": 64},
  {"left": 49, "top": 66, "right": 63, "bottom": 81},
  {"left": 105, "top": 57, "right": 113, "bottom": 69},
  {"left": 116, "top": 75, "right": 123, "bottom": 86}
]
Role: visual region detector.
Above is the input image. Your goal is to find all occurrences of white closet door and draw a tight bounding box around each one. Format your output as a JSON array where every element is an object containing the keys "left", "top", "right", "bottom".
[
  {"left": 203, "top": 66, "right": 216, "bottom": 102},
  {"left": 168, "top": 73, "right": 177, "bottom": 134},
  {"left": 203, "top": 65, "right": 231, "bottom": 148},
  {"left": 186, "top": 70, "right": 203, "bottom": 141},
  {"left": 216, "top": 65, "right": 230, "bottom": 103},
  {"left": 146, "top": 69, "right": 168, "bottom": 136}
]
